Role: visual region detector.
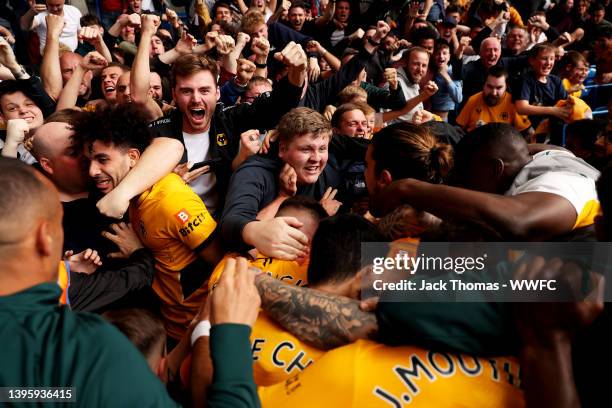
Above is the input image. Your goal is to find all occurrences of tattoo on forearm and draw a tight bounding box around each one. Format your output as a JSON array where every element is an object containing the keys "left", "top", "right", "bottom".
[{"left": 256, "top": 275, "right": 378, "bottom": 350}]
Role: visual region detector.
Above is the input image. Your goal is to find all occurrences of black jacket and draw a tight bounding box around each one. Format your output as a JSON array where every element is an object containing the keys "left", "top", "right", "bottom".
[
  {"left": 68, "top": 248, "right": 156, "bottom": 313},
  {"left": 302, "top": 46, "right": 377, "bottom": 112},
  {"left": 220, "top": 135, "right": 368, "bottom": 251},
  {"left": 149, "top": 76, "right": 304, "bottom": 218}
]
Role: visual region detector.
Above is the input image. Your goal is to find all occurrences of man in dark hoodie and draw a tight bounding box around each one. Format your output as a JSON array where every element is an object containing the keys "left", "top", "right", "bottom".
[{"left": 220, "top": 107, "right": 366, "bottom": 259}]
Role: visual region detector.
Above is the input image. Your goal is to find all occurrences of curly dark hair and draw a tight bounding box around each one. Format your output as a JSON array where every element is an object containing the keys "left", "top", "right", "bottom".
[{"left": 74, "top": 104, "right": 153, "bottom": 154}]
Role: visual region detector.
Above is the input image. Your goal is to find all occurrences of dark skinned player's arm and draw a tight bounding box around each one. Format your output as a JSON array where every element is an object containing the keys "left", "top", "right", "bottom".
[
  {"left": 191, "top": 336, "right": 213, "bottom": 408},
  {"left": 198, "top": 234, "right": 225, "bottom": 267},
  {"left": 254, "top": 273, "right": 378, "bottom": 350},
  {"left": 521, "top": 338, "right": 580, "bottom": 408},
  {"left": 378, "top": 179, "right": 578, "bottom": 241}
]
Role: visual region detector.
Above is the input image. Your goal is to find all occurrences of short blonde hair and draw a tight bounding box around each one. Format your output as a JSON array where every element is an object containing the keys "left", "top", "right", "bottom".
[
  {"left": 277, "top": 107, "right": 332, "bottom": 145},
  {"left": 241, "top": 10, "right": 265, "bottom": 34},
  {"left": 336, "top": 85, "right": 367, "bottom": 104}
]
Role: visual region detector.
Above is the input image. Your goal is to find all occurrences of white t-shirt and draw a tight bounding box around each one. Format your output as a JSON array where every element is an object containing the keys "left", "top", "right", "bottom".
[
  {"left": 183, "top": 131, "right": 218, "bottom": 214},
  {"left": 34, "top": 6, "right": 82, "bottom": 54},
  {"left": 505, "top": 150, "right": 600, "bottom": 228},
  {"left": 141, "top": 0, "right": 155, "bottom": 12},
  {"left": 394, "top": 67, "right": 422, "bottom": 123}
]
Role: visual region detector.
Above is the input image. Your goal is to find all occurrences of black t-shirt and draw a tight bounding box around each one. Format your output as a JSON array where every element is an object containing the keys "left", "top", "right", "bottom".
[
  {"left": 62, "top": 195, "right": 119, "bottom": 257},
  {"left": 148, "top": 77, "right": 305, "bottom": 216}
]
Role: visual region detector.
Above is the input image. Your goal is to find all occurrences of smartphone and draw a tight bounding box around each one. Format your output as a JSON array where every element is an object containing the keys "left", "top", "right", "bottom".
[{"left": 190, "top": 157, "right": 223, "bottom": 171}]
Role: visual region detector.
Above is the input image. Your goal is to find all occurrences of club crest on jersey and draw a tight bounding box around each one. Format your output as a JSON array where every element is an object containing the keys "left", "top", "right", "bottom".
[
  {"left": 216, "top": 133, "right": 227, "bottom": 146},
  {"left": 174, "top": 208, "right": 191, "bottom": 224}
]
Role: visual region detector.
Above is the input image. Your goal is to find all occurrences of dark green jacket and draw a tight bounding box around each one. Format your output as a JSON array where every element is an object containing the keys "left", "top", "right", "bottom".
[
  {"left": 209, "top": 325, "right": 261, "bottom": 408},
  {"left": 0, "top": 283, "right": 259, "bottom": 408},
  {"left": 0, "top": 283, "right": 178, "bottom": 407}
]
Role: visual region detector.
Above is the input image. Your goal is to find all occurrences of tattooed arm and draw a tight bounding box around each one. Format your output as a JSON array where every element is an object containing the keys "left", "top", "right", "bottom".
[{"left": 255, "top": 273, "right": 378, "bottom": 350}]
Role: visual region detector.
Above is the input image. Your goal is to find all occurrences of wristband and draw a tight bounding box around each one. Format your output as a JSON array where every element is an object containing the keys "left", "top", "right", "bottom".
[
  {"left": 255, "top": 62, "right": 267, "bottom": 69},
  {"left": 191, "top": 320, "right": 211, "bottom": 345}
]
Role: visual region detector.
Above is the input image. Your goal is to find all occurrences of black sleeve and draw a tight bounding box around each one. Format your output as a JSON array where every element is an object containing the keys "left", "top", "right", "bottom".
[
  {"left": 68, "top": 248, "right": 156, "bottom": 312},
  {"left": 219, "top": 162, "right": 277, "bottom": 251},
  {"left": 367, "top": 84, "right": 407, "bottom": 111},
  {"left": 20, "top": 76, "right": 55, "bottom": 117},
  {"left": 268, "top": 22, "right": 313, "bottom": 49},
  {"left": 329, "top": 134, "right": 369, "bottom": 161},
  {"left": 505, "top": 54, "right": 530, "bottom": 78},
  {"left": 544, "top": 26, "right": 560, "bottom": 42},
  {"left": 221, "top": 76, "right": 304, "bottom": 135},
  {"left": 149, "top": 114, "right": 181, "bottom": 140},
  {"left": 471, "top": 26, "right": 493, "bottom": 54},
  {"left": 150, "top": 55, "right": 173, "bottom": 79},
  {"left": 303, "top": 48, "right": 370, "bottom": 111},
  {"left": 103, "top": 31, "right": 119, "bottom": 54}
]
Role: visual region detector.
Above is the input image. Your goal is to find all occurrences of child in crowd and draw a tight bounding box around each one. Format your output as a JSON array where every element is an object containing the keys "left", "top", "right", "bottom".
[
  {"left": 515, "top": 43, "right": 570, "bottom": 137},
  {"left": 430, "top": 40, "right": 462, "bottom": 121},
  {"left": 559, "top": 51, "right": 589, "bottom": 98}
]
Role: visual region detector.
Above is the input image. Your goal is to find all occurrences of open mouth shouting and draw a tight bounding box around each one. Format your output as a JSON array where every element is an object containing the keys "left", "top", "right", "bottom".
[
  {"left": 189, "top": 107, "right": 206, "bottom": 121},
  {"left": 104, "top": 86, "right": 116, "bottom": 97},
  {"left": 94, "top": 177, "right": 113, "bottom": 192}
]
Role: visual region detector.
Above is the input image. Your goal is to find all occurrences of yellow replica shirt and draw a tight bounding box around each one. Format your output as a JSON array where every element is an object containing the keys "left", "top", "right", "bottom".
[
  {"left": 129, "top": 173, "right": 216, "bottom": 339},
  {"left": 534, "top": 96, "right": 592, "bottom": 135},
  {"left": 562, "top": 78, "right": 583, "bottom": 98},
  {"left": 259, "top": 340, "right": 523, "bottom": 408},
  {"left": 208, "top": 254, "right": 309, "bottom": 290},
  {"left": 252, "top": 313, "right": 324, "bottom": 386},
  {"left": 208, "top": 254, "right": 312, "bottom": 386},
  {"left": 456, "top": 92, "right": 531, "bottom": 132}
]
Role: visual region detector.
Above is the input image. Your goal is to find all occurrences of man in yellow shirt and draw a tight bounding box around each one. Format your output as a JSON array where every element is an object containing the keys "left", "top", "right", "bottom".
[
  {"left": 208, "top": 196, "right": 327, "bottom": 292},
  {"left": 208, "top": 197, "right": 327, "bottom": 386},
  {"left": 254, "top": 214, "right": 523, "bottom": 407},
  {"left": 78, "top": 105, "right": 223, "bottom": 343},
  {"left": 456, "top": 67, "right": 532, "bottom": 137}
]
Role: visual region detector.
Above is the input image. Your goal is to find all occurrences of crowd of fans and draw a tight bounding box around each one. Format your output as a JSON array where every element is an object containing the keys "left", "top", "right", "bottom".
[{"left": 0, "top": 0, "right": 611, "bottom": 406}]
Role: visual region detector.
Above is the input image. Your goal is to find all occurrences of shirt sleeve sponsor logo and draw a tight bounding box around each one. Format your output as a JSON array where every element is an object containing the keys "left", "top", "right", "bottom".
[
  {"left": 175, "top": 208, "right": 191, "bottom": 224},
  {"left": 179, "top": 213, "right": 207, "bottom": 237}
]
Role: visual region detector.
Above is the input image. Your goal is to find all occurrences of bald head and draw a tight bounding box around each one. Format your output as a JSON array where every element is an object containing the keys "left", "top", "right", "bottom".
[
  {"left": 0, "top": 157, "right": 60, "bottom": 229},
  {"left": 116, "top": 72, "right": 132, "bottom": 104},
  {"left": 0, "top": 158, "right": 63, "bottom": 289},
  {"left": 60, "top": 52, "right": 92, "bottom": 96},
  {"left": 31, "top": 121, "right": 74, "bottom": 161},
  {"left": 60, "top": 52, "right": 83, "bottom": 83},
  {"left": 31, "top": 121, "right": 88, "bottom": 195},
  {"left": 480, "top": 37, "right": 501, "bottom": 69}
]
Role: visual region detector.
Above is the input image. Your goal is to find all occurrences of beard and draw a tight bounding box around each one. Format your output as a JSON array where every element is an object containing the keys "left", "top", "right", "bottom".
[{"left": 484, "top": 94, "right": 501, "bottom": 106}]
